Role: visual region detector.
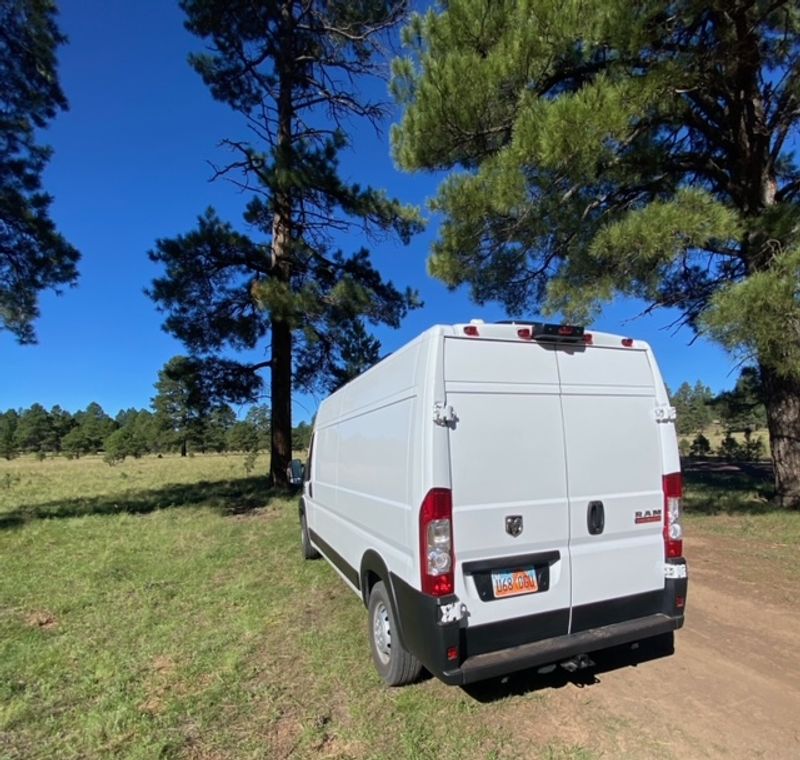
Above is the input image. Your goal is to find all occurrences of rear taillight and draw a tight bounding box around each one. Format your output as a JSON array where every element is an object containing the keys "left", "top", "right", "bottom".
[
  {"left": 662, "top": 472, "right": 683, "bottom": 559},
  {"left": 419, "top": 488, "right": 454, "bottom": 596}
]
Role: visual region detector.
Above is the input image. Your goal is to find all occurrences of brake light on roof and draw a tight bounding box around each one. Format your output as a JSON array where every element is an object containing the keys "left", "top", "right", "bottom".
[
  {"left": 419, "top": 488, "right": 454, "bottom": 596},
  {"left": 529, "top": 322, "right": 585, "bottom": 341},
  {"left": 662, "top": 473, "right": 683, "bottom": 559}
]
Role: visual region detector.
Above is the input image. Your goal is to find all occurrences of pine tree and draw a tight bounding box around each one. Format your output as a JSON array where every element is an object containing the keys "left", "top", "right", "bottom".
[
  {"left": 104, "top": 409, "right": 156, "bottom": 463},
  {"left": 205, "top": 404, "right": 236, "bottom": 453},
  {"left": 152, "top": 356, "right": 228, "bottom": 456},
  {"left": 149, "top": 0, "right": 421, "bottom": 486},
  {"left": 714, "top": 367, "right": 767, "bottom": 432},
  {"left": 13, "top": 403, "right": 52, "bottom": 455},
  {"left": 75, "top": 402, "right": 115, "bottom": 452},
  {"left": 49, "top": 405, "right": 75, "bottom": 452},
  {"left": 1, "top": 0, "right": 80, "bottom": 342},
  {"left": 394, "top": 0, "right": 800, "bottom": 506},
  {"left": 0, "top": 409, "right": 19, "bottom": 459},
  {"left": 227, "top": 420, "right": 259, "bottom": 453}
]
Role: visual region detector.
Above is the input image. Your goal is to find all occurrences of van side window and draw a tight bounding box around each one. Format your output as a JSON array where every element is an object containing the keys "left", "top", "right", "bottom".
[{"left": 304, "top": 434, "right": 315, "bottom": 483}]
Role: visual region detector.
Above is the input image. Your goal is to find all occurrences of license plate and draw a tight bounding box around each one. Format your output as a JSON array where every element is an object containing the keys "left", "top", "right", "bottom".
[{"left": 491, "top": 568, "right": 539, "bottom": 598}]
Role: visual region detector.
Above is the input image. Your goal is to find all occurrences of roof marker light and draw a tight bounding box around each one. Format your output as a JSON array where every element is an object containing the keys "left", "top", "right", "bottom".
[
  {"left": 621, "top": 338, "right": 634, "bottom": 347},
  {"left": 517, "top": 327, "right": 532, "bottom": 340},
  {"left": 463, "top": 325, "right": 479, "bottom": 337},
  {"left": 583, "top": 333, "right": 593, "bottom": 345}
]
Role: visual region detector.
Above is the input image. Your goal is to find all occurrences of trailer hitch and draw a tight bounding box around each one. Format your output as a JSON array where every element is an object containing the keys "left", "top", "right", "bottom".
[{"left": 559, "top": 653, "right": 596, "bottom": 673}]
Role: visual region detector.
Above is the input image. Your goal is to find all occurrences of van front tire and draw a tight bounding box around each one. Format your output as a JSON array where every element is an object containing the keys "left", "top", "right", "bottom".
[
  {"left": 368, "top": 581, "right": 422, "bottom": 686},
  {"left": 300, "top": 513, "right": 320, "bottom": 560}
]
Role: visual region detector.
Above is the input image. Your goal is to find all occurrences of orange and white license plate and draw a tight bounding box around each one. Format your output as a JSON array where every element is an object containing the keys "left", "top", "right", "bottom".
[{"left": 491, "top": 568, "right": 539, "bottom": 598}]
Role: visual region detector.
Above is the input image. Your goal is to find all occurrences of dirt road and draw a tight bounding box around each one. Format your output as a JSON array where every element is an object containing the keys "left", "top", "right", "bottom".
[{"left": 462, "top": 531, "right": 800, "bottom": 759}]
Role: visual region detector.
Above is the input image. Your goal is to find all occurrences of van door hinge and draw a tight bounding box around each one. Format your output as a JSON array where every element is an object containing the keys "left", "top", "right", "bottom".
[
  {"left": 653, "top": 405, "right": 677, "bottom": 423},
  {"left": 433, "top": 402, "right": 457, "bottom": 427}
]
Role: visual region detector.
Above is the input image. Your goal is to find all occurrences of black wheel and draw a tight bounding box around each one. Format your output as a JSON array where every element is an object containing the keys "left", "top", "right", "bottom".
[
  {"left": 367, "top": 581, "right": 422, "bottom": 686},
  {"left": 300, "top": 512, "right": 320, "bottom": 560}
]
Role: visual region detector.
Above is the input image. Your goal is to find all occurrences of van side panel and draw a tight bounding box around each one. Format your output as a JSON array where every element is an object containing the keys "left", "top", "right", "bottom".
[{"left": 309, "top": 340, "right": 423, "bottom": 590}]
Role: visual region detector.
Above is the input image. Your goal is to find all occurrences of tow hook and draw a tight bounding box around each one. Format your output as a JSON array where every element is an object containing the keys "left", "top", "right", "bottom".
[{"left": 559, "top": 653, "right": 595, "bottom": 673}]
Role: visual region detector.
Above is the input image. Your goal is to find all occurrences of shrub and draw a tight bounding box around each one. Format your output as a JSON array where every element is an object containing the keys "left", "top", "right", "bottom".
[{"left": 689, "top": 433, "right": 712, "bottom": 457}]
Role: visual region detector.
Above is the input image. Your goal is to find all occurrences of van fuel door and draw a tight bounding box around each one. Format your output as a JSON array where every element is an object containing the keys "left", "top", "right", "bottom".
[{"left": 433, "top": 402, "right": 457, "bottom": 428}]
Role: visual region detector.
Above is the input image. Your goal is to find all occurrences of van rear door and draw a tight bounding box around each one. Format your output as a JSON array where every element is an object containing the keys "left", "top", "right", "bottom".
[
  {"left": 444, "top": 337, "right": 572, "bottom": 637},
  {"left": 556, "top": 345, "right": 665, "bottom": 631}
]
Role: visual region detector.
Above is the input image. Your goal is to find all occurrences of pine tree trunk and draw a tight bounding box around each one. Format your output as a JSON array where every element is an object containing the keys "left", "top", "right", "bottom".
[
  {"left": 270, "top": 318, "right": 292, "bottom": 487},
  {"left": 760, "top": 363, "right": 800, "bottom": 509},
  {"left": 268, "top": 2, "right": 294, "bottom": 489}
]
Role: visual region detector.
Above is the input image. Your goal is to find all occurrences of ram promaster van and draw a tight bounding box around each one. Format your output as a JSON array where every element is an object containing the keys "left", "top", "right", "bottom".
[{"left": 299, "top": 321, "right": 687, "bottom": 686}]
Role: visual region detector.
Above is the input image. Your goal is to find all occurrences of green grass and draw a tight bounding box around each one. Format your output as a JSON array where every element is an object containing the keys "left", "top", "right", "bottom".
[
  {"left": 683, "top": 460, "right": 800, "bottom": 581},
  {"left": 0, "top": 455, "right": 594, "bottom": 760},
  {"left": 3, "top": 453, "right": 798, "bottom": 758}
]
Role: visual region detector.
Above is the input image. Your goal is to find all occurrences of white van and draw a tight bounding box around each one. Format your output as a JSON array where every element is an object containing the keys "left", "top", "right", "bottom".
[{"left": 300, "top": 321, "right": 687, "bottom": 686}]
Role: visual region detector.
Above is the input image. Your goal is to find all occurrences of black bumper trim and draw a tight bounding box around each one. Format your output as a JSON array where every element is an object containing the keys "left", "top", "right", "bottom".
[
  {"left": 571, "top": 589, "right": 663, "bottom": 633},
  {"left": 448, "top": 612, "right": 682, "bottom": 685},
  {"left": 465, "top": 606, "right": 569, "bottom": 656}
]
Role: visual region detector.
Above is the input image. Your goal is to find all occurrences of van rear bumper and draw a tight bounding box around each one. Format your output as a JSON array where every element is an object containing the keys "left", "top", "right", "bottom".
[
  {"left": 446, "top": 612, "right": 682, "bottom": 685},
  {"left": 390, "top": 561, "right": 686, "bottom": 686}
]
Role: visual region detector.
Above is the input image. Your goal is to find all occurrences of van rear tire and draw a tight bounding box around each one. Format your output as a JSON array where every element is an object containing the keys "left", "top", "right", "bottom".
[
  {"left": 368, "top": 581, "right": 422, "bottom": 686},
  {"left": 300, "top": 513, "right": 320, "bottom": 560}
]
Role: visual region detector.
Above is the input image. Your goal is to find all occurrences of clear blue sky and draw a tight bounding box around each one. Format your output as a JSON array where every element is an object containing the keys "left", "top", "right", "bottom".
[{"left": 1, "top": 0, "right": 737, "bottom": 421}]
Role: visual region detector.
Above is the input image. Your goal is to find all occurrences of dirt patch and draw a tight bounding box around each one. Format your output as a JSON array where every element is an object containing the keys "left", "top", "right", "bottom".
[
  {"left": 138, "top": 655, "right": 179, "bottom": 716},
  {"left": 24, "top": 610, "right": 57, "bottom": 629},
  {"left": 478, "top": 532, "right": 800, "bottom": 759}
]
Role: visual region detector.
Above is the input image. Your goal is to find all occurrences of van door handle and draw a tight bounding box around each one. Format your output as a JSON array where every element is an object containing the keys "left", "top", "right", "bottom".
[{"left": 587, "top": 501, "right": 605, "bottom": 535}]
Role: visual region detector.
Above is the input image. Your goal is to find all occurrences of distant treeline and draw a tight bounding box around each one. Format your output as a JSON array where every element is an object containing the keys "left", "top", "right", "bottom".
[
  {"left": 669, "top": 367, "right": 766, "bottom": 435},
  {"left": 1, "top": 355, "right": 316, "bottom": 464},
  {"left": 669, "top": 368, "right": 768, "bottom": 460},
  {"left": 0, "top": 366, "right": 766, "bottom": 464},
  {"left": 0, "top": 401, "right": 312, "bottom": 463}
]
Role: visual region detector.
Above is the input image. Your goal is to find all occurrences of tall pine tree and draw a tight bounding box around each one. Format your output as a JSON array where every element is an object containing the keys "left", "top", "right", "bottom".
[
  {"left": 149, "top": 0, "right": 421, "bottom": 486},
  {"left": 393, "top": 0, "right": 800, "bottom": 506},
  {"left": 1, "top": 0, "right": 79, "bottom": 342}
]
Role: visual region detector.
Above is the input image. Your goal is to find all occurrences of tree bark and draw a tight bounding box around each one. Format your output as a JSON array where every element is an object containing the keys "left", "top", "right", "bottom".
[
  {"left": 268, "top": 1, "right": 295, "bottom": 489},
  {"left": 760, "top": 363, "right": 800, "bottom": 509},
  {"left": 270, "top": 317, "right": 292, "bottom": 487}
]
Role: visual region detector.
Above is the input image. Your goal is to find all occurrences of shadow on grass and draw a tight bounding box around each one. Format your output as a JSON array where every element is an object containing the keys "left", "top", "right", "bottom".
[
  {"left": 0, "top": 474, "right": 292, "bottom": 530},
  {"left": 682, "top": 458, "right": 777, "bottom": 515},
  {"left": 462, "top": 634, "right": 674, "bottom": 703}
]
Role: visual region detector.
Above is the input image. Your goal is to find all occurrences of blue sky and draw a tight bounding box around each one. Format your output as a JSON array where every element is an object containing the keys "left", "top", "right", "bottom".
[{"left": 1, "top": 0, "right": 737, "bottom": 421}]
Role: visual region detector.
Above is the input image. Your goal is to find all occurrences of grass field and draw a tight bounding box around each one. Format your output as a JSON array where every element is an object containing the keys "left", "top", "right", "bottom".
[
  {"left": 0, "top": 455, "right": 523, "bottom": 759},
  {"left": 683, "top": 460, "right": 800, "bottom": 582},
  {"left": 2, "top": 454, "right": 799, "bottom": 759}
]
